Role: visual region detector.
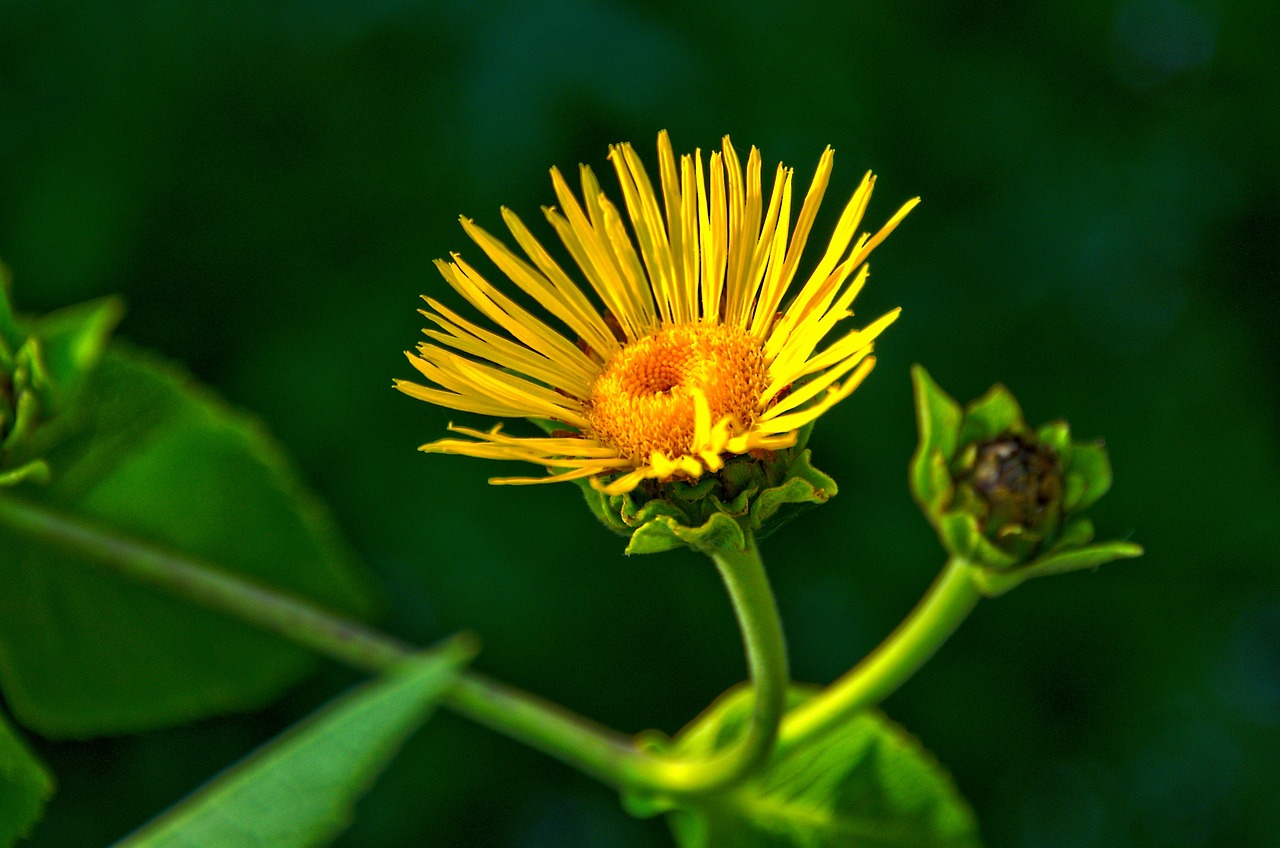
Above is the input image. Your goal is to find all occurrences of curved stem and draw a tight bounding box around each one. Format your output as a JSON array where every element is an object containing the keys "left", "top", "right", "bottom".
[
  {"left": 619, "top": 533, "right": 790, "bottom": 794},
  {"left": 780, "top": 557, "right": 979, "bottom": 748},
  {"left": 0, "top": 494, "right": 788, "bottom": 794}
]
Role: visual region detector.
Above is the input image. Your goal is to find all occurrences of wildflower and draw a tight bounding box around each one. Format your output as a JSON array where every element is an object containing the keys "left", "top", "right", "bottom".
[{"left": 397, "top": 132, "right": 916, "bottom": 497}]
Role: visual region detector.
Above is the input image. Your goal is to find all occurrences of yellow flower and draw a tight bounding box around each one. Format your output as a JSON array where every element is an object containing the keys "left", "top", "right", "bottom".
[{"left": 396, "top": 132, "right": 917, "bottom": 496}]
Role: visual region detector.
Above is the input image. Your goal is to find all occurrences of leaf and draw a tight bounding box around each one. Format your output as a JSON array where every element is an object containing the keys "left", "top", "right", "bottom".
[
  {"left": 0, "top": 262, "right": 18, "bottom": 351},
  {"left": 750, "top": 449, "right": 836, "bottom": 540},
  {"left": 909, "top": 366, "right": 963, "bottom": 510},
  {"left": 1034, "top": 420, "right": 1074, "bottom": 465},
  {"left": 0, "top": 342, "right": 378, "bottom": 737},
  {"left": 112, "top": 643, "right": 471, "bottom": 848},
  {"left": 956, "top": 384, "right": 1024, "bottom": 447},
  {"left": 22, "top": 296, "right": 123, "bottom": 414},
  {"left": 650, "top": 686, "right": 983, "bottom": 848},
  {"left": 1020, "top": 540, "right": 1144, "bottom": 581},
  {"left": 0, "top": 710, "right": 54, "bottom": 847},
  {"left": 0, "top": 460, "right": 50, "bottom": 489},
  {"left": 910, "top": 366, "right": 962, "bottom": 462},
  {"left": 1063, "top": 441, "right": 1112, "bottom": 512},
  {"left": 627, "top": 511, "right": 748, "bottom": 556}
]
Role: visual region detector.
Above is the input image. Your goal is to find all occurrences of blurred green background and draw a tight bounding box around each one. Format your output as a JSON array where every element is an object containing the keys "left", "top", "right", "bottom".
[{"left": 2, "top": 0, "right": 1278, "bottom": 845}]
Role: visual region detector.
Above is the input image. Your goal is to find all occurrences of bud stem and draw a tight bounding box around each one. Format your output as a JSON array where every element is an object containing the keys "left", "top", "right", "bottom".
[{"left": 779, "top": 557, "right": 980, "bottom": 747}]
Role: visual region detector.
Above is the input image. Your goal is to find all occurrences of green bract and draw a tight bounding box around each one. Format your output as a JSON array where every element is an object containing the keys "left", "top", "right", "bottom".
[
  {"left": 0, "top": 263, "right": 121, "bottom": 489},
  {"left": 910, "top": 365, "right": 1142, "bottom": 595},
  {"left": 574, "top": 424, "right": 837, "bottom": 556}
]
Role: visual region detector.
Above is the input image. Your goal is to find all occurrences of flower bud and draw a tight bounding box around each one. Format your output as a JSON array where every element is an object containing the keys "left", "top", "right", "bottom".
[
  {"left": 909, "top": 365, "right": 1141, "bottom": 595},
  {"left": 0, "top": 264, "right": 120, "bottom": 487}
]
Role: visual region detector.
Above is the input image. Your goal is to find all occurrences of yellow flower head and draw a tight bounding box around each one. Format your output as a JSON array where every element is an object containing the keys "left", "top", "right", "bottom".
[{"left": 397, "top": 132, "right": 917, "bottom": 495}]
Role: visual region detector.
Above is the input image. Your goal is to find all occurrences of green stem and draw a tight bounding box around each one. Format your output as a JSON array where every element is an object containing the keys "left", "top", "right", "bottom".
[
  {"left": 0, "top": 494, "right": 787, "bottom": 794},
  {"left": 619, "top": 533, "right": 790, "bottom": 794},
  {"left": 780, "top": 557, "right": 979, "bottom": 747}
]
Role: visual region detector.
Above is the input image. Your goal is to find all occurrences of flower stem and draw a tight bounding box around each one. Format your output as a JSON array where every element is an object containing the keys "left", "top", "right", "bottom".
[
  {"left": 779, "top": 557, "right": 980, "bottom": 747},
  {"left": 0, "top": 494, "right": 787, "bottom": 794},
  {"left": 619, "top": 533, "right": 790, "bottom": 794}
]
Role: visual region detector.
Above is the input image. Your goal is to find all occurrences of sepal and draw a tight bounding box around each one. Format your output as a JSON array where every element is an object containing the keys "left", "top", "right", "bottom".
[
  {"left": 575, "top": 424, "right": 837, "bottom": 557},
  {"left": 0, "top": 270, "right": 122, "bottom": 487}
]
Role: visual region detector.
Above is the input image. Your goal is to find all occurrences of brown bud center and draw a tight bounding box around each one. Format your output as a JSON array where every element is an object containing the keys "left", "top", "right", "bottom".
[{"left": 968, "top": 435, "right": 1062, "bottom": 533}]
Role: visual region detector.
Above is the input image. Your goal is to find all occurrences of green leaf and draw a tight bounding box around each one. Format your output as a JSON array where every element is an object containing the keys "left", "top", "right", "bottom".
[
  {"left": 1034, "top": 420, "right": 1074, "bottom": 465},
  {"left": 972, "top": 539, "right": 1143, "bottom": 596},
  {"left": 0, "top": 342, "right": 378, "bottom": 737},
  {"left": 113, "top": 643, "right": 471, "bottom": 848},
  {"left": 626, "top": 517, "right": 688, "bottom": 554},
  {"left": 911, "top": 366, "right": 962, "bottom": 462},
  {"left": 654, "top": 687, "right": 983, "bottom": 848},
  {"left": 0, "top": 460, "right": 50, "bottom": 489},
  {"left": 910, "top": 366, "right": 963, "bottom": 510},
  {"left": 0, "top": 261, "right": 18, "bottom": 351},
  {"left": 22, "top": 296, "right": 123, "bottom": 414},
  {"left": 0, "top": 710, "right": 54, "bottom": 847},
  {"left": 750, "top": 449, "right": 836, "bottom": 539},
  {"left": 627, "top": 511, "right": 748, "bottom": 556},
  {"left": 1019, "top": 540, "right": 1144, "bottom": 581},
  {"left": 956, "top": 384, "right": 1024, "bottom": 446},
  {"left": 1063, "top": 441, "right": 1112, "bottom": 512}
]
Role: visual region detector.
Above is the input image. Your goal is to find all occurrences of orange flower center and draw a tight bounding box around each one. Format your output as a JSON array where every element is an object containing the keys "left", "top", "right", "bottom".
[{"left": 586, "top": 323, "right": 768, "bottom": 464}]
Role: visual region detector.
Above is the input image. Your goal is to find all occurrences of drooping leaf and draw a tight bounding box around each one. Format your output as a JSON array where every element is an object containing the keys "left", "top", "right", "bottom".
[
  {"left": 0, "top": 710, "right": 54, "bottom": 847},
  {"left": 0, "top": 342, "right": 378, "bottom": 737},
  {"left": 113, "top": 643, "right": 471, "bottom": 848},
  {"left": 641, "top": 686, "right": 983, "bottom": 848}
]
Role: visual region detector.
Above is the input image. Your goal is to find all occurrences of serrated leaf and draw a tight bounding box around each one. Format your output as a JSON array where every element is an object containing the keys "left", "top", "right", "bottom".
[
  {"left": 0, "top": 710, "right": 54, "bottom": 847},
  {"left": 956, "top": 385, "right": 1024, "bottom": 446},
  {"left": 113, "top": 644, "right": 470, "bottom": 848},
  {"left": 653, "top": 686, "right": 983, "bottom": 848},
  {"left": 0, "top": 342, "right": 378, "bottom": 737}
]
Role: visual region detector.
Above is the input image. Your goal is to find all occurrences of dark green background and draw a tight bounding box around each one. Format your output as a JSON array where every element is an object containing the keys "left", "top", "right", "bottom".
[{"left": 3, "top": 1, "right": 1278, "bottom": 845}]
